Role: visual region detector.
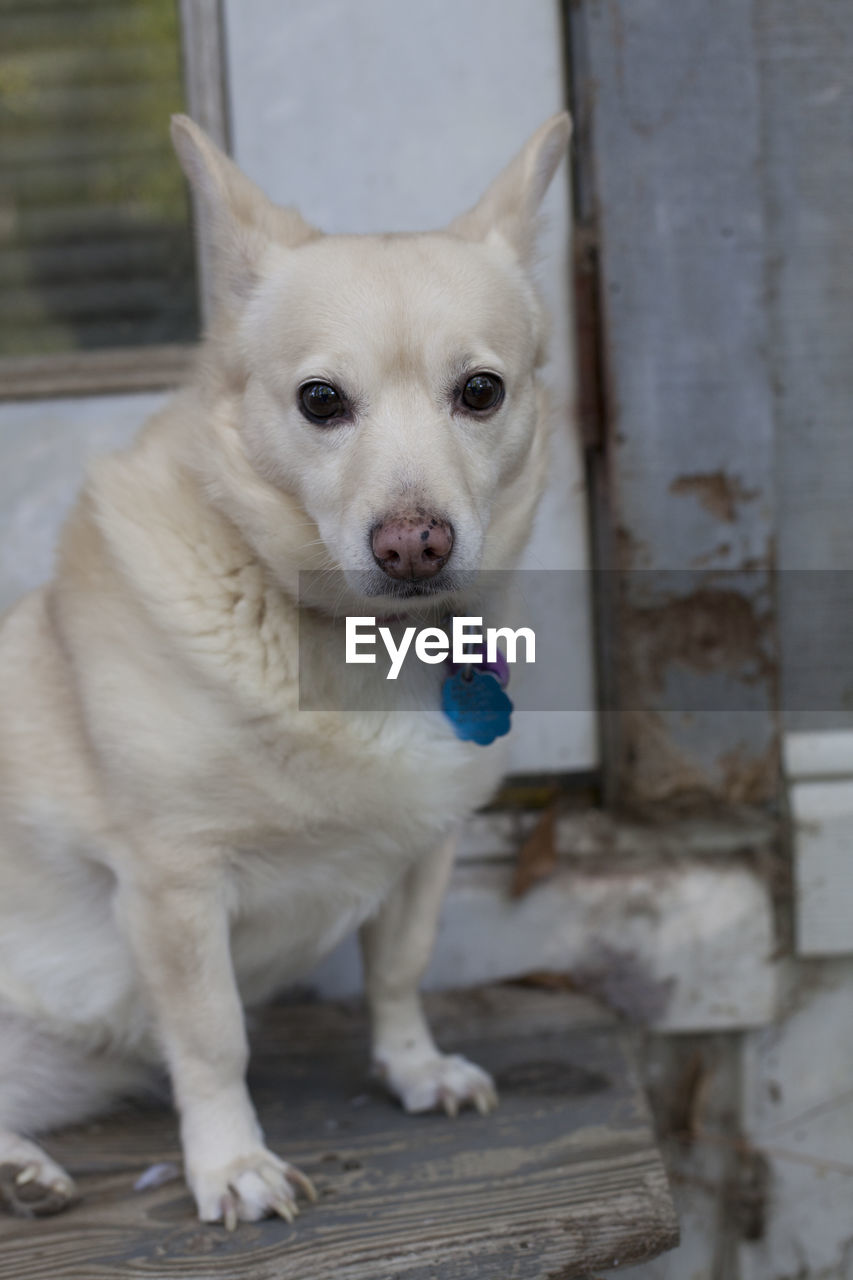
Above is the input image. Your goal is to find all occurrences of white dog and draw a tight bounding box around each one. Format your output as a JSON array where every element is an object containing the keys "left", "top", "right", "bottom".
[{"left": 0, "top": 111, "right": 570, "bottom": 1227}]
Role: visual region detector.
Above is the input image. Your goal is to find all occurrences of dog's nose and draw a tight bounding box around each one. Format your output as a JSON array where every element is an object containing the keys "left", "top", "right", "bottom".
[{"left": 371, "top": 515, "right": 454, "bottom": 581}]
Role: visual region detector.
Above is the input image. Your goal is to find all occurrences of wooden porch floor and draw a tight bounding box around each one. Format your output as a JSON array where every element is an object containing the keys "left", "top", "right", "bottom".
[{"left": 0, "top": 986, "right": 678, "bottom": 1279}]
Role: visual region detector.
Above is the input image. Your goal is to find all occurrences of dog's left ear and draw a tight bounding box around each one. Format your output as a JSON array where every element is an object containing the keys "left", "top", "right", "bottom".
[{"left": 449, "top": 113, "right": 571, "bottom": 261}]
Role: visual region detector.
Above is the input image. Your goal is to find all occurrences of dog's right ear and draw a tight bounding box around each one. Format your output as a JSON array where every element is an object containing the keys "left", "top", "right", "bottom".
[{"left": 171, "top": 115, "right": 319, "bottom": 311}]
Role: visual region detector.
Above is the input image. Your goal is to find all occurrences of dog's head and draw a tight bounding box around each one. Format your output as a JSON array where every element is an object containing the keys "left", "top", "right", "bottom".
[{"left": 172, "top": 113, "right": 570, "bottom": 616}]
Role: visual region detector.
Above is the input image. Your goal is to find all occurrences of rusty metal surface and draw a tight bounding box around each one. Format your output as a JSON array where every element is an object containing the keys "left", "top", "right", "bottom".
[{"left": 568, "top": 0, "right": 781, "bottom": 809}]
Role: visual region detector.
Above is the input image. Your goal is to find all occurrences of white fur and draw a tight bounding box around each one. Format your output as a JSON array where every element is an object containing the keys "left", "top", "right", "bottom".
[{"left": 0, "top": 112, "right": 570, "bottom": 1225}]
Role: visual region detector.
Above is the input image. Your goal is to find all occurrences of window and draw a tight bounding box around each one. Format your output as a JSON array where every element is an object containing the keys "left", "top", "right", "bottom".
[{"left": 0, "top": 0, "right": 221, "bottom": 397}]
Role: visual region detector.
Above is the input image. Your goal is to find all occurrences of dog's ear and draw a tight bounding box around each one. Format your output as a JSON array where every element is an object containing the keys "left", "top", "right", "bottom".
[
  {"left": 448, "top": 113, "right": 571, "bottom": 261},
  {"left": 171, "top": 115, "right": 319, "bottom": 309}
]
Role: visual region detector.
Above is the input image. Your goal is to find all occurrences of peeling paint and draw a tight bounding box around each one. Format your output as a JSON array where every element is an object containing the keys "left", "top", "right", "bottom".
[
  {"left": 670, "top": 471, "right": 760, "bottom": 523},
  {"left": 618, "top": 712, "right": 780, "bottom": 811},
  {"left": 718, "top": 743, "right": 780, "bottom": 807},
  {"left": 615, "top": 523, "right": 651, "bottom": 568},
  {"left": 621, "top": 709, "right": 718, "bottom": 806},
  {"left": 692, "top": 541, "right": 733, "bottom": 567},
  {"left": 625, "top": 588, "right": 775, "bottom": 690},
  {"left": 615, "top": 585, "right": 780, "bottom": 808}
]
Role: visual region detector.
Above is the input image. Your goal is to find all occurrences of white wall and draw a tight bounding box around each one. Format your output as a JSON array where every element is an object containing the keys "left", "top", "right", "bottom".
[{"left": 0, "top": 393, "right": 167, "bottom": 616}]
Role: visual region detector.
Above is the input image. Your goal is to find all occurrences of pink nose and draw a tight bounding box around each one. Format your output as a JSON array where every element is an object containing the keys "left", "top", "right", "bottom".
[{"left": 371, "top": 514, "right": 454, "bottom": 581}]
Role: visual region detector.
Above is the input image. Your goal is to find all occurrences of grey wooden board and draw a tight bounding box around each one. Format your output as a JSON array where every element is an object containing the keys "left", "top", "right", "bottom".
[
  {"left": 791, "top": 778, "right": 853, "bottom": 956},
  {"left": 754, "top": 0, "right": 853, "bottom": 732},
  {"left": 310, "top": 856, "right": 779, "bottom": 1032},
  {"left": 0, "top": 987, "right": 678, "bottom": 1279},
  {"left": 573, "top": 0, "right": 779, "bottom": 803},
  {"left": 579, "top": 0, "right": 776, "bottom": 565}
]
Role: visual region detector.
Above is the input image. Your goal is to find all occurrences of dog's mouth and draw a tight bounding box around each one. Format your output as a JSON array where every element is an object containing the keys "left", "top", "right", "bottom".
[
  {"left": 298, "top": 565, "right": 480, "bottom": 622},
  {"left": 355, "top": 566, "right": 474, "bottom": 607},
  {"left": 369, "top": 578, "right": 455, "bottom": 600}
]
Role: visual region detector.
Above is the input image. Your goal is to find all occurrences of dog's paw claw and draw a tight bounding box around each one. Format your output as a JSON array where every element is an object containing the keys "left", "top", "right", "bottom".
[
  {"left": 440, "top": 1088, "right": 459, "bottom": 1118},
  {"left": 288, "top": 1166, "right": 318, "bottom": 1202},
  {"left": 195, "top": 1150, "right": 313, "bottom": 1228},
  {"left": 271, "top": 1193, "right": 297, "bottom": 1224},
  {"left": 474, "top": 1086, "right": 496, "bottom": 1116},
  {"left": 221, "top": 1192, "right": 238, "bottom": 1233},
  {"left": 379, "top": 1052, "right": 498, "bottom": 1118}
]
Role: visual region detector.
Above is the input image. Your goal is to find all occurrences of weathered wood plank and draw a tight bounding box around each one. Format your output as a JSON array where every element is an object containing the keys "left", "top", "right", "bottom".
[
  {"left": 790, "top": 778, "right": 853, "bottom": 956},
  {"left": 0, "top": 345, "right": 194, "bottom": 400},
  {"left": 311, "top": 851, "right": 779, "bottom": 1032},
  {"left": 785, "top": 732, "right": 853, "bottom": 955},
  {"left": 570, "top": 0, "right": 780, "bottom": 807},
  {"left": 179, "top": 0, "right": 229, "bottom": 327},
  {"left": 0, "top": 987, "right": 678, "bottom": 1279},
  {"left": 785, "top": 730, "right": 853, "bottom": 783},
  {"left": 457, "top": 809, "right": 777, "bottom": 862},
  {"left": 755, "top": 0, "right": 853, "bottom": 735}
]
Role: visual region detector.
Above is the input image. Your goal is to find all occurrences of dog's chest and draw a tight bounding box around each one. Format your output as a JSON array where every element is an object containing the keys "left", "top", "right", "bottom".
[
  {"left": 224, "top": 710, "right": 504, "bottom": 995},
  {"left": 233, "top": 694, "right": 504, "bottom": 838}
]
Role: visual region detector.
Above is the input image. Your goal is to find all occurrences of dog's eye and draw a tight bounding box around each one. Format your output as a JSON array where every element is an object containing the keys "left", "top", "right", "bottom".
[
  {"left": 299, "top": 382, "right": 345, "bottom": 423},
  {"left": 461, "top": 373, "right": 503, "bottom": 412}
]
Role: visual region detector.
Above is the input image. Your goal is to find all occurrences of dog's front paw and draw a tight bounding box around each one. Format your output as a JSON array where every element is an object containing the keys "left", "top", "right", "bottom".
[
  {"left": 191, "top": 1149, "right": 317, "bottom": 1230},
  {"left": 376, "top": 1051, "right": 498, "bottom": 1117}
]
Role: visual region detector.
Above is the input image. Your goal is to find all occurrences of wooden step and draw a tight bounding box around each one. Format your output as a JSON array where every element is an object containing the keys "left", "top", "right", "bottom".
[{"left": 0, "top": 986, "right": 678, "bottom": 1279}]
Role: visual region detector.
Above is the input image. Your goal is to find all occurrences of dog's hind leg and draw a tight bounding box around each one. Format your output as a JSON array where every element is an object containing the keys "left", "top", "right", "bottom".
[{"left": 0, "top": 1008, "right": 155, "bottom": 1217}]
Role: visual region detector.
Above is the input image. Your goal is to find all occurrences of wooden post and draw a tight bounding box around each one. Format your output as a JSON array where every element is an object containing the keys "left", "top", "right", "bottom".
[{"left": 567, "top": 0, "right": 781, "bottom": 811}]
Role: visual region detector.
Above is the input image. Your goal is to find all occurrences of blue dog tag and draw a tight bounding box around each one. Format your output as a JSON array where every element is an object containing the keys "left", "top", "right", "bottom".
[{"left": 441, "top": 667, "right": 513, "bottom": 746}]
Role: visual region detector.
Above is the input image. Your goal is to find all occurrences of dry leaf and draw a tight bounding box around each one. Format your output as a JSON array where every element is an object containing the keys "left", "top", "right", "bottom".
[{"left": 511, "top": 802, "right": 558, "bottom": 898}]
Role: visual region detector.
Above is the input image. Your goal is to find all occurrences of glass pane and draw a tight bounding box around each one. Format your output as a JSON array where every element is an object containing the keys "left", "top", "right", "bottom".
[{"left": 0, "top": 0, "right": 199, "bottom": 356}]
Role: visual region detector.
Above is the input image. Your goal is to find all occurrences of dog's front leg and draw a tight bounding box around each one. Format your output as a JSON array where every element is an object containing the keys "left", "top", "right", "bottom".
[
  {"left": 360, "top": 834, "right": 497, "bottom": 1117},
  {"left": 118, "top": 867, "right": 315, "bottom": 1228}
]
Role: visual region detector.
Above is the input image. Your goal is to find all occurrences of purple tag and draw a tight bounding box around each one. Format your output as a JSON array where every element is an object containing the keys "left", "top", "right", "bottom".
[{"left": 448, "top": 645, "right": 510, "bottom": 688}]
